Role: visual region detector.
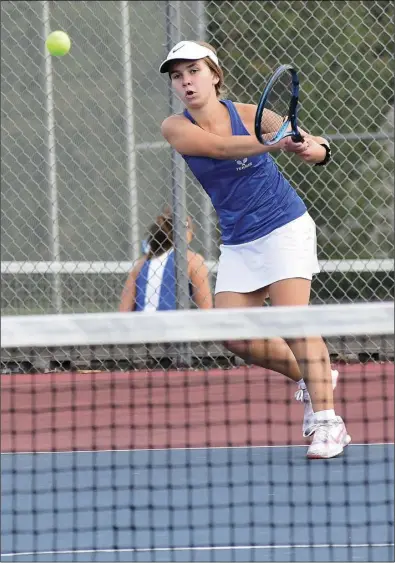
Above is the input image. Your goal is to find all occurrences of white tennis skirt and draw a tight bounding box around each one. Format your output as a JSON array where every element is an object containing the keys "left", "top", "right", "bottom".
[{"left": 215, "top": 212, "right": 320, "bottom": 294}]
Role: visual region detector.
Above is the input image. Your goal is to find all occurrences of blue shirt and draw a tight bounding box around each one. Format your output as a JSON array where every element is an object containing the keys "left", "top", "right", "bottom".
[
  {"left": 135, "top": 250, "right": 192, "bottom": 311},
  {"left": 182, "top": 99, "right": 307, "bottom": 245}
]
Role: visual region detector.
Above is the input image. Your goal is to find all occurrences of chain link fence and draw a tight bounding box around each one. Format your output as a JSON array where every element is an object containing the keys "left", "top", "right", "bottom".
[{"left": 1, "top": 0, "right": 394, "bottom": 316}]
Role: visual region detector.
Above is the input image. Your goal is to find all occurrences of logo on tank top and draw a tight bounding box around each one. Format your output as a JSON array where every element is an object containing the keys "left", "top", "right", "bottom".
[{"left": 236, "top": 157, "right": 253, "bottom": 171}]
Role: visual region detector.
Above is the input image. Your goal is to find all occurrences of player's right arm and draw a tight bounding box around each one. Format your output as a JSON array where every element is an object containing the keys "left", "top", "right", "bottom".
[{"left": 161, "top": 114, "right": 292, "bottom": 160}]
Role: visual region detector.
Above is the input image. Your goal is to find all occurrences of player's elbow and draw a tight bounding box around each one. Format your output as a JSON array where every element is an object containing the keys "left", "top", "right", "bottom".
[
  {"left": 119, "top": 291, "right": 135, "bottom": 312},
  {"left": 188, "top": 255, "right": 213, "bottom": 309},
  {"left": 119, "top": 301, "right": 132, "bottom": 312},
  {"left": 193, "top": 288, "right": 213, "bottom": 309},
  {"left": 161, "top": 119, "right": 173, "bottom": 145},
  {"left": 200, "top": 294, "right": 213, "bottom": 309}
]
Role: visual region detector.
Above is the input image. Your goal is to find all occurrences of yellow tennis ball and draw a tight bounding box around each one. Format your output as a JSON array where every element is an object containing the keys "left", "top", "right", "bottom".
[{"left": 45, "top": 31, "right": 71, "bottom": 56}]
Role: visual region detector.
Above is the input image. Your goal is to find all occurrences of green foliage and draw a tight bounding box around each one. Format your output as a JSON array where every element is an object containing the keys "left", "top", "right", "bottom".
[{"left": 207, "top": 0, "right": 394, "bottom": 260}]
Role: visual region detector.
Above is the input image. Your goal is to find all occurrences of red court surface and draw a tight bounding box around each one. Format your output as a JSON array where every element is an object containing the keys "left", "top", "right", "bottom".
[{"left": 1, "top": 362, "right": 393, "bottom": 453}]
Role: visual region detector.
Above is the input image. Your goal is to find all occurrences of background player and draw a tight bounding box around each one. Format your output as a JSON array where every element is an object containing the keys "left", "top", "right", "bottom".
[{"left": 120, "top": 207, "right": 213, "bottom": 312}]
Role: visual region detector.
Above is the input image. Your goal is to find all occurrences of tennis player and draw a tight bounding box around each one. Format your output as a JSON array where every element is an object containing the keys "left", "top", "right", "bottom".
[
  {"left": 119, "top": 210, "right": 213, "bottom": 312},
  {"left": 159, "top": 40, "right": 350, "bottom": 459}
]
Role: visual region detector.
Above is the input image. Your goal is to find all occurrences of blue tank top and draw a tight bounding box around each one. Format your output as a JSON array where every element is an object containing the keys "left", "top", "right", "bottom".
[
  {"left": 182, "top": 99, "right": 307, "bottom": 245},
  {"left": 135, "top": 250, "right": 192, "bottom": 311}
]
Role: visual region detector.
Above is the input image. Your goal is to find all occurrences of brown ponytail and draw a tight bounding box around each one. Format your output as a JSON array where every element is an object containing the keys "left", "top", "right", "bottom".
[{"left": 146, "top": 214, "right": 174, "bottom": 259}]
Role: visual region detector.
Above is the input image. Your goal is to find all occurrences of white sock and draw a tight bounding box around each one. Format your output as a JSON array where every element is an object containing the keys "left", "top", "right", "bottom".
[{"left": 315, "top": 409, "right": 336, "bottom": 422}]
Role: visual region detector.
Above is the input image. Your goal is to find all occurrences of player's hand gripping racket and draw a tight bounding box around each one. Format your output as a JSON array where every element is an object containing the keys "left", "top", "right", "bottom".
[{"left": 255, "top": 64, "right": 304, "bottom": 146}]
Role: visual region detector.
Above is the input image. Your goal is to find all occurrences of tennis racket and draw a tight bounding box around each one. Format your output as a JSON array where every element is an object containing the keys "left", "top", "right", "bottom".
[{"left": 254, "top": 64, "right": 304, "bottom": 146}]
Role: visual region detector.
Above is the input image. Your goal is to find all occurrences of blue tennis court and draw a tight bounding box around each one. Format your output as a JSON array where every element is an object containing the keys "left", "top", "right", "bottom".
[{"left": 1, "top": 444, "right": 393, "bottom": 562}]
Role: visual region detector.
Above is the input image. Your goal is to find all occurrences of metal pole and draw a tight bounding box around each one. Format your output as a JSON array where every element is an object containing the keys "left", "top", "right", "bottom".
[
  {"left": 42, "top": 1, "right": 62, "bottom": 313},
  {"left": 166, "top": 1, "right": 189, "bottom": 312},
  {"left": 120, "top": 1, "right": 139, "bottom": 262},
  {"left": 196, "top": 0, "right": 214, "bottom": 263},
  {"left": 166, "top": 1, "right": 191, "bottom": 367}
]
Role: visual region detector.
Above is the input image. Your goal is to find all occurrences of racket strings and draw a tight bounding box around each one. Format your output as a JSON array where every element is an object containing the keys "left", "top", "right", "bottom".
[{"left": 260, "top": 72, "right": 293, "bottom": 142}]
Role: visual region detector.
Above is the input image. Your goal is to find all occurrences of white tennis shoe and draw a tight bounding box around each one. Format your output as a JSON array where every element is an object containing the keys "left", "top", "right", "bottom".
[
  {"left": 295, "top": 369, "right": 339, "bottom": 437},
  {"left": 306, "top": 416, "right": 351, "bottom": 459}
]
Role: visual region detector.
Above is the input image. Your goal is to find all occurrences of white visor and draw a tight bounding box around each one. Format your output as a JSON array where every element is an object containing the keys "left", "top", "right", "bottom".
[{"left": 159, "top": 41, "right": 219, "bottom": 73}]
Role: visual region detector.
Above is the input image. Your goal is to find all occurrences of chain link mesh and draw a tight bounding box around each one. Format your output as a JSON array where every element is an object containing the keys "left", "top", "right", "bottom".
[{"left": 1, "top": 0, "right": 394, "bottom": 318}]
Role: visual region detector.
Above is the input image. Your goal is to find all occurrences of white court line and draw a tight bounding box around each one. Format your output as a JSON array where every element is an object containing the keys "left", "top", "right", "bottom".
[
  {"left": 0, "top": 442, "right": 392, "bottom": 456},
  {"left": 1, "top": 543, "right": 394, "bottom": 558}
]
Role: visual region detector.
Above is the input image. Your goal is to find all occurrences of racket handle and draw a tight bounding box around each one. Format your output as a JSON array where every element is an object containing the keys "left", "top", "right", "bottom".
[{"left": 291, "top": 133, "right": 304, "bottom": 143}]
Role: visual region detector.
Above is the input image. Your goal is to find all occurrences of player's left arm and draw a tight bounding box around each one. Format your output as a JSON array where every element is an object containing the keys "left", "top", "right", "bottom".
[
  {"left": 232, "top": 104, "right": 331, "bottom": 166},
  {"left": 285, "top": 127, "right": 331, "bottom": 166}
]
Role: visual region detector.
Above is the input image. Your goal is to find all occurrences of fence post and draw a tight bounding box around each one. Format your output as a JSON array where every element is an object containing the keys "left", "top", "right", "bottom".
[
  {"left": 120, "top": 1, "right": 140, "bottom": 262},
  {"left": 42, "top": 0, "right": 62, "bottom": 313},
  {"left": 166, "top": 0, "right": 192, "bottom": 367},
  {"left": 166, "top": 1, "right": 190, "bottom": 312},
  {"left": 196, "top": 0, "right": 215, "bottom": 263}
]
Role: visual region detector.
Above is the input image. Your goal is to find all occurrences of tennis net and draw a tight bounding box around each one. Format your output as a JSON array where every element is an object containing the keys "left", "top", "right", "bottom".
[{"left": 1, "top": 302, "right": 394, "bottom": 562}]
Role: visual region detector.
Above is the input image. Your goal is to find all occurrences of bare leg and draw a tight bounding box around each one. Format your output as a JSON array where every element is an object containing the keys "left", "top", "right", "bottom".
[
  {"left": 269, "top": 278, "right": 334, "bottom": 412},
  {"left": 215, "top": 289, "right": 302, "bottom": 383}
]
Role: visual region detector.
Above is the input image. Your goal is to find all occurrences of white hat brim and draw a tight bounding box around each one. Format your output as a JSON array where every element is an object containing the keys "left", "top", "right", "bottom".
[{"left": 159, "top": 41, "right": 219, "bottom": 73}]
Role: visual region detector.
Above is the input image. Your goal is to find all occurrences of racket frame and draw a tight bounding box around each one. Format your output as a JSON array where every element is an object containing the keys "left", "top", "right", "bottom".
[{"left": 255, "top": 64, "right": 304, "bottom": 146}]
